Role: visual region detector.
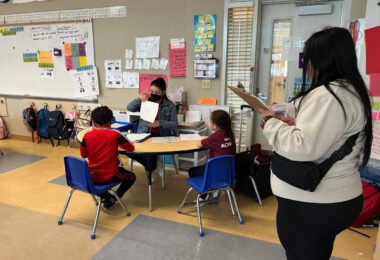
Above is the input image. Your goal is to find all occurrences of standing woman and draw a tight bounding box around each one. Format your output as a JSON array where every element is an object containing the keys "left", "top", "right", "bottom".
[
  {"left": 259, "top": 27, "right": 372, "bottom": 260},
  {"left": 126, "top": 77, "right": 178, "bottom": 175}
]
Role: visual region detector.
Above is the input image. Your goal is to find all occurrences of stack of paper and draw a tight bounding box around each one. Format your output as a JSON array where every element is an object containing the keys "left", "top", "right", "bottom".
[
  {"left": 150, "top": 137, "right": 179, "bottom": 143},
  {"left": 125, "top": 133, "right": 151, "bottom": 143},
  {"left": 180, "top": 134, "right": 202, "bottom": 141}
]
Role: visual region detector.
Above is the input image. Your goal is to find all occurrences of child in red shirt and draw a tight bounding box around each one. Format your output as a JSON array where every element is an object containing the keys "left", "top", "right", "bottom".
[
  {"left": 189, "top": 110, "right": 236, "bottom": 199},
  {"left": 80, "top": 106, "right": 136, "bottom": 208}
]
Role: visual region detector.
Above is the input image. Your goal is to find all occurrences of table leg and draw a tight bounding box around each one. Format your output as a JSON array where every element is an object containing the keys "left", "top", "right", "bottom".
[
  {"left": 162, "top": 156, "right": 165, "bottom": 189},
  {"left": 171, "top": 155, "right": 179, "bottom": 174}
]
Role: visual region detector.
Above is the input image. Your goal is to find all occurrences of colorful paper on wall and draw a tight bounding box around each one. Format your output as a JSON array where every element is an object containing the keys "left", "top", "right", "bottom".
[
  {"left": 373, "top": 101, "right": 380, "bottom": 111},
  {"left": 64, "top": 43, "right": 72, "bottom": 57},
  {"left": 139, "top": 73, "right": 167, "bottom": 94},
  {"left": 38, "top": 51, "right": 52, "bottom": 64},
  {"left": 23, "top": 53, "right": 38, "bottom": 62},
  {"left": 78, "top": 43, "right": 86, "bottom": 56},
  {"left": 77, "top": 64, "right": 94, "bottom": 71},
  {"left": 364, "top": 26, "right": 380, "bottom": 74},
  {"left": 194, "top": 14, "right": 216, "bottom": 52},
  {"left": 65, "top": 56, "right": 73, "bottom": 70},
  {"left": 370, "top": 73, "right": 380, "bottom": 97},
  {"left": 372, "top": 112, "right": 379, "bottom": 121},
  {"left": 79, "top": 56, "right": 87, "bottom": 67},
  {"left": 72, "top": 56, "right": 80, "bottom": 70},
  {"left": 200, "top": 97, "right": 217, "bottom": 105},
  {"left": 169, "top": 43, "right": 186, "bottom": 77},
  {"left": 71, "top": 43, "right": 79, "bottom": 57}
]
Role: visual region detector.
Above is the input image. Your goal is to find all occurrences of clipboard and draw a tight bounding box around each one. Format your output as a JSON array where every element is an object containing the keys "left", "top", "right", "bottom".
[{"left": 228, "top": 86, "right": 269, "bottom": 111}]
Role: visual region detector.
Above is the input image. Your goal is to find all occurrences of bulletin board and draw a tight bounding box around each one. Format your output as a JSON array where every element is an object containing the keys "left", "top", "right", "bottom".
[{"left": 0, "top": 21, "right": 96, "bottom": 100}]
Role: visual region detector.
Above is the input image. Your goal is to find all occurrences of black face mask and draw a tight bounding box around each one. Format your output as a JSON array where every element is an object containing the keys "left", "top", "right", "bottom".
[{"left": 148, "top": 93, "right": 162, "bottom": 102}]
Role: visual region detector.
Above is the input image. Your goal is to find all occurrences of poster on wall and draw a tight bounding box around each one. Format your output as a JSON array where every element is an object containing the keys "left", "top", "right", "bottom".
[
  {"left": 194, "top": 14, "right": 216, "bottom": 52},
  {"left": 135, "top": 36, "right": 160, "bottom": 59},
  {"left": 139, "top": 73, "right": 167, "bottom": 94},
  {"left": 169, "top": 43, "right": 186, "bottom": 77}
]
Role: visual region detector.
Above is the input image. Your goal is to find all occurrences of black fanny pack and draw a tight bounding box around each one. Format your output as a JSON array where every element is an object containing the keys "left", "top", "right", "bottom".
[{"left": 271, "top": 133, "right": 359, "bottom": 191}]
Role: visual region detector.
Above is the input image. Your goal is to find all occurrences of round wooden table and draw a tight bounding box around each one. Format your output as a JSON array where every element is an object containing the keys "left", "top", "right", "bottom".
[{"left": 77, "top": 128, "right": 206, "bottom": 211}]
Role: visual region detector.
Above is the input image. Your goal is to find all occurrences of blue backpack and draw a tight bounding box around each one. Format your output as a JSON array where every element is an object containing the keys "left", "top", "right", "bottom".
[{"left": 37, "top": 108, "right": 49, "bottom": 138}]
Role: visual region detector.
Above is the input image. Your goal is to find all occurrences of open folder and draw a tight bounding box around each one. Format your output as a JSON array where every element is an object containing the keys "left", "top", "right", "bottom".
[
  {"left": 125, "top": 133, "right": 151, "bottom": 143},
  {"left": 228, "top": 86, "right": 269, "bottom": 111}
]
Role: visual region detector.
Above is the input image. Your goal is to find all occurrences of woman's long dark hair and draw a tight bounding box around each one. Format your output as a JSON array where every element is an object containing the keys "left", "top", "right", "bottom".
[
  {"left": 292, "top": 27, "right": 372, "bottom": 166},
  {"left": 151, "top": 77, "right": 169, "bottom": 100},
  {"left": 211, "top": 110, "right": 235, "bottom": 144}
]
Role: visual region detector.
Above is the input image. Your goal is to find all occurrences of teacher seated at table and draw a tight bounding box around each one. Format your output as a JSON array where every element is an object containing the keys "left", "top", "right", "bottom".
[
  {"left": 126, "top": 77, "right": 178, "bottom": 179},
  {"left": 127, "top": 77, "right": 177, "bottom": 136}
]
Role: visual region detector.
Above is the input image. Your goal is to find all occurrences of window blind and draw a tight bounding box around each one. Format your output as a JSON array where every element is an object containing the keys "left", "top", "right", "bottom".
[{"left": 225, "top": 6, "right": 254, "bottom": 150}]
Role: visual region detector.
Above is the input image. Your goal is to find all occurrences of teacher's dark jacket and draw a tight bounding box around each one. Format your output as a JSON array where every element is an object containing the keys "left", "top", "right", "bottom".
[{"left": 127, "top": 98, "right": 178, "bottom": 136}]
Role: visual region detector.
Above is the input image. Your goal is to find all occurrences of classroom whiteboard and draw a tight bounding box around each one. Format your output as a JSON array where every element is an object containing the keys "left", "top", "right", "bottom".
[{"left": 0, "top": 21, "right": 96, "bottom": 100}]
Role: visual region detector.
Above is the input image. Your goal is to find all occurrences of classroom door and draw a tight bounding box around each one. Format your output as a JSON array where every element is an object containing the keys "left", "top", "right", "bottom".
[{"left": 253, "top": 1, "right": 344, "bottom": 150}]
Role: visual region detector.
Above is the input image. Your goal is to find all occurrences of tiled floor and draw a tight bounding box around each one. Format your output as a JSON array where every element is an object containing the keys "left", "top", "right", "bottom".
[{"left": 0, "top": 138, "right": 377, "bottom": 260}]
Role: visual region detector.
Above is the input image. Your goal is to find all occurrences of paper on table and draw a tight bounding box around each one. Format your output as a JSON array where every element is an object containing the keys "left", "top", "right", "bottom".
[
  {"left": 180, "top": 134, "right": 202, "bottom": 141},
  {"left": 151, "top": 59, "right": 159, "bottom": 70},
  {"left": 228, "top": 86, "right": 269, "bottom": 111},
  {"left": 143, "top": 58, "right": 151, "bottom": 70},
  {"left": 111, "top": 123, "right": 126, "bottom": 129},
  {"left": 159, "top": 58, "right": 168, "bottom": 70},
  {"left": 135, "top": 59, "right": 143, "bottom": 70},
  {"left": 185, "top": 110, "right": 201, "bottom": 123},
  {"left": 141, "top": 101, "right": 159, "bottom": 123},
  {"left": 151, "top": 136, "right": 179, "bottom": 143},
  {"left": 126, "top": 133, "right": 151, "bottom": 143},
  {"left": 125, "top": 59, "right": 133, "bottom": 70}
]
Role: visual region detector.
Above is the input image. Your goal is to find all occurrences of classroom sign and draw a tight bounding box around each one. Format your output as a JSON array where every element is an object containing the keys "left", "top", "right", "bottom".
[{"left": 194, "top": 14, "right": 216, "bottom": 52}]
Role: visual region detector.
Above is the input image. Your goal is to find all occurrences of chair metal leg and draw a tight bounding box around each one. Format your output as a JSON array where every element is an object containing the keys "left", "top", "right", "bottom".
[
  {"left": 196, "top": 195, "right": 204, "bottom": 237},
  {"left": 249, "top": 175, "right": 263, "bottom": 207},
  {"left": 109, "top": 190, "right": 130, "bottom": 216},
  {"left": 226, "top": 189, "right": 235, "bottom": 216},
  {"left": 91, "top": 197, "right": 102, "bottom": 239},
  {"left": 229, "top": 188, "right": 244, "bottom": 224},
  {"left": 91, "top": 195, "right": 98, "bottom": 205},
  {"left": 130, "top": 159, "right": 134, "bottom": 172},
  {"left": 58, "top": 189, "right": 74, "bottom": 225},
  {"left": 178, "top": 187, "right": 193, "bottom": 213},
  {"left": 162, "top": 156, "right": 165, "bottom": 189},
  {"left": 171, "top": 155, "right": 179, "bottom": 174}
]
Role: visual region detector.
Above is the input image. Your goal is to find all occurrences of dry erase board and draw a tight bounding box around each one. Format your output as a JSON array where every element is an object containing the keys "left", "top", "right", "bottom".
[{"left": 0, "top": 21, "right": 96, "bottom": 100}]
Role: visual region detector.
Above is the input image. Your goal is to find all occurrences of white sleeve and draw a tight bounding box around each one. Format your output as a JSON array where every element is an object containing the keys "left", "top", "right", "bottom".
[{"left": 263, "top": 92, "right": 346, "bottom": 161}]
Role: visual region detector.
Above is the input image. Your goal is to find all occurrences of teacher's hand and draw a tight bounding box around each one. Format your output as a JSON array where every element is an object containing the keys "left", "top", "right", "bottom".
[
  {"left": 140, "top": 93, "right": 148, "bottom": 102},
  {"left": 258, "top": 108, "right": 275, "bottom": 118},
  {"left": 148, "top": 120, "right": 160, "bottom": 128}
]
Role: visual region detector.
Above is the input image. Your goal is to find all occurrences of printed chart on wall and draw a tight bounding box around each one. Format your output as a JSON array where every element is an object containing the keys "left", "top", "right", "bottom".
[
  {"left": 194, "top": 14, "right": 216, "bottom": 52},
  {"left": 0, "top": 21, "right": 97, "bottom": 100}
]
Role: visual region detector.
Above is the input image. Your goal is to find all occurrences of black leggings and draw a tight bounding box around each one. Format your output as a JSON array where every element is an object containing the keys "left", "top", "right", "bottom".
[{"left": 276, "top": 195, "right": 363, "bottom": 260}]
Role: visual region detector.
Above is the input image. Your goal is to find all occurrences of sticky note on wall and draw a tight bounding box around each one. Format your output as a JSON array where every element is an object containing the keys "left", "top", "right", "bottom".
[
  {"left": 200, "top": 97, "right": 217, "bottom": 105},
  {"left": 64, "top": 43, "right": 72, "bottom": 57}
]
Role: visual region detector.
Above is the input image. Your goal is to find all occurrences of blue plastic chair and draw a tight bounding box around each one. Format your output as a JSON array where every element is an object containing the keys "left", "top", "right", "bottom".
[
  {"left": 58, "top": 156, "right": 130, "bottom": 239},
  {"left": 178, "top": 155, "right": 243, "bottom": 236}
]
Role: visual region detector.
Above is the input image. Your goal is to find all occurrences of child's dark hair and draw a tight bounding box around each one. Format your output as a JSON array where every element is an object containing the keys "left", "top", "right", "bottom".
[
  {"left": 151, "top": 77, "right": 168, "bottom": 100},
  {"left": 91, "top": 106, "right": 113, "bottom": 126},
  {"left": 210, "top": 110, "right": 235, "bottom": 142}
]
